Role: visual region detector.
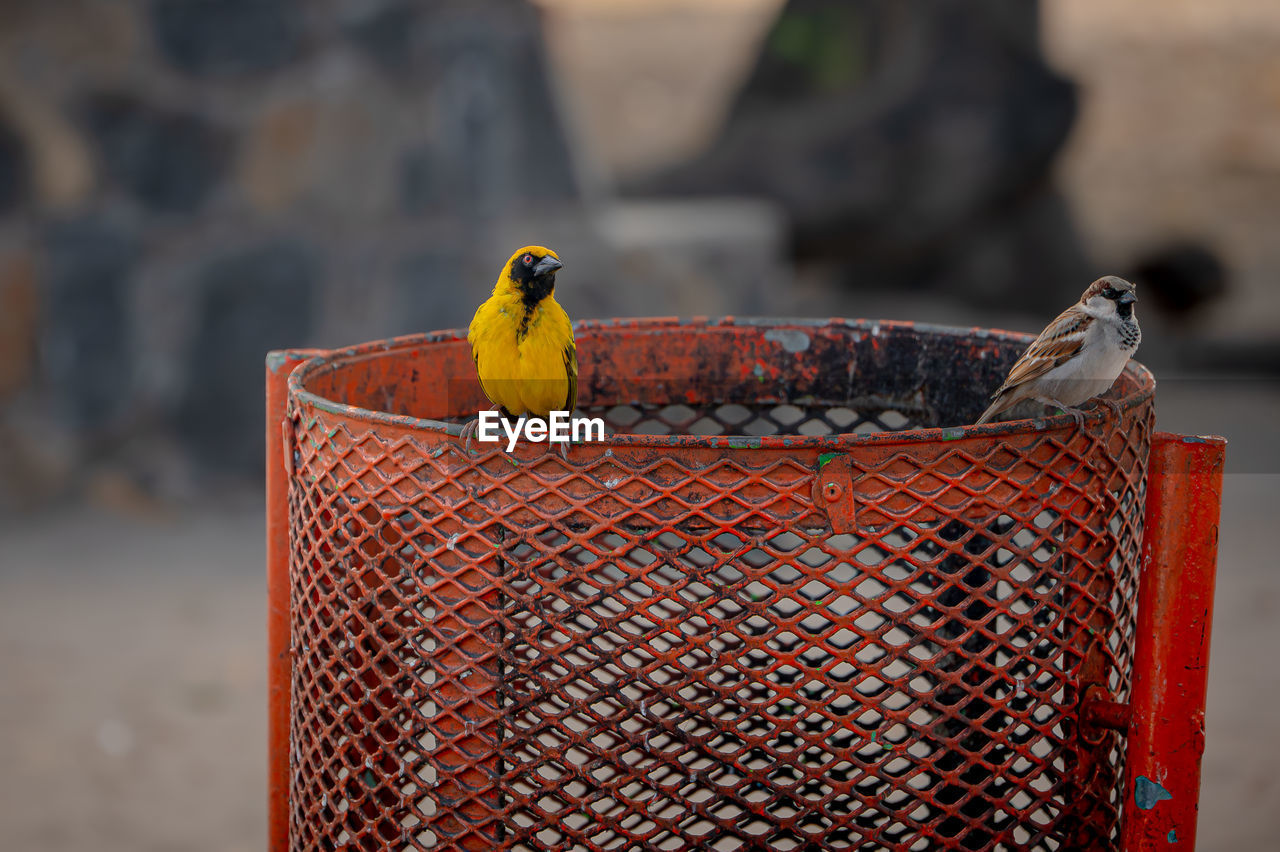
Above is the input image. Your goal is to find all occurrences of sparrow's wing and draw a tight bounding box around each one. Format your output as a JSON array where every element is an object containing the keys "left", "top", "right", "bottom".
[{"left": 994, "top": 308, "right": 1093, "bottom": 396}]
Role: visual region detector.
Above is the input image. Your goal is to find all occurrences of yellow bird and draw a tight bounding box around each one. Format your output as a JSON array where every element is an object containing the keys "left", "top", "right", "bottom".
[{"left": 462, "top": 246, "right": 577, "bottom": 448}]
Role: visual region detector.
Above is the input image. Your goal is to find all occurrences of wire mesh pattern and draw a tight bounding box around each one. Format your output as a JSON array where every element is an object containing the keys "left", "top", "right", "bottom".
[{"left": 284, "top": 319, "right": 1154, "bottom": 851}]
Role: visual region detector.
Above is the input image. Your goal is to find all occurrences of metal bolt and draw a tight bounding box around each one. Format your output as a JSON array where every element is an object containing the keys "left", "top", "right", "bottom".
[{"left": 823, "top": 482, "right": 843, "bottom": 502}]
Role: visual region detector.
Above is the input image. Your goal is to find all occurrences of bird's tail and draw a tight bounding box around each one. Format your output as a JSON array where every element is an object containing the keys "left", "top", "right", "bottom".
[{"left": 974, "top": 396, "right": 1006, "bottom": 426}]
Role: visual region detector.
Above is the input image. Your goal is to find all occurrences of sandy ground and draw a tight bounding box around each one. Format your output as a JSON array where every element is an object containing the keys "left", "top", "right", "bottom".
[
  {"left": 0, "top": 378, "right": 1276, "bottom": 851},
  {"left": 0, "top": 498, "right": 267, "bottom": 852}
]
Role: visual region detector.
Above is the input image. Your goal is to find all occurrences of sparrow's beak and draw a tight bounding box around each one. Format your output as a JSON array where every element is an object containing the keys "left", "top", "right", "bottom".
[
  {"left": 534, "top": 256, "right": 563, "bottom": 276},
  {"left": 1118, "top": 291, "right": 1137, "bottom": 305}
]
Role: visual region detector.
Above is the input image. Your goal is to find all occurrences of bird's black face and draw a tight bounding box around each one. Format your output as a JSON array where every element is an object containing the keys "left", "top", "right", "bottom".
[
  {"left": 510, "top": 251, "right": 562, "bottom": 307},
  {"left": 1101, "top": 282, "right": 1137, "bottom": 318}
]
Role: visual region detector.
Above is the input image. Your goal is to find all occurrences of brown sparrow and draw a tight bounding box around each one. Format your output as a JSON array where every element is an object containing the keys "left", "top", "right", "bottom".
[{"left": 975, "top": 276, "right": 1141, "bottom": 426}]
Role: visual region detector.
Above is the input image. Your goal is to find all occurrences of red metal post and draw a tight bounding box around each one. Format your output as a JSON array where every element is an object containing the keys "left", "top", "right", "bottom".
[
  {"left": 265, "top": 349, "right": 321, "bottom": 852},
  {"left": 1122, "top": 432, "right": 1226, "bottom": 850}
]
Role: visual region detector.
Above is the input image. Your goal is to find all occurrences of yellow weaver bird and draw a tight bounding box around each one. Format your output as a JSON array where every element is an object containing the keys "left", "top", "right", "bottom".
[{"left": 461, "top": 246, "right": 577, "bottom": 450}]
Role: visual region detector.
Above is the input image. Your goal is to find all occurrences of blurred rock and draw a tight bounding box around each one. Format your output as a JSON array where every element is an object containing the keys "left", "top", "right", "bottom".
[
  {"left": 0, "top": 404, "right": 79, "bottom": 511},
  {"left": 395, "top": 0, "right": 580, "bottom": 217},
  {"left": 342, "top": 0, "right": 418, "bottom": 77},
  {"left": 84, "top": 464, "right": 170, "bottom": 519},
  {"left": 394, "top": 249, "right": 470, "bottom": 335},
  {"left": 596, "top": 199, "right": 790, "bottom": 316},
  {"left": 0, "top": 116, "right": 28, "bottom": 214},
  {"left": 178, "top": 241, "right": 315, "bottom": 473},
  {"left": 149, "top": 0, "right": 303, "bottom": 77},
  {"left": 1130, "top": 242, "right": 1229, "bottom": 322},
  {"left": 629, "top": 0, "right": 1089, "bottom": 312},
  {"left": 238, "top": 101, "right": 317, "bottom": 213},
  {"left": 0, "top": 66, "right": 95, "bottom": 211},
  {"left": 239, "top": 64, "right": 405, "bottom": 220},
  {"left": 79, "top": 93, "right": 232, "bottom": 214},
  {"left": 399, "top": 145, "right": 446, "bottom": 216},
  {"left": 41, "top": 218, "right": 137, "bottom": 431},
  {"left": 0, "top": 0, "right": 669, "bottom": 494},
  {"left": 0, "top": 249, "right": 37, "bottom": 398}
]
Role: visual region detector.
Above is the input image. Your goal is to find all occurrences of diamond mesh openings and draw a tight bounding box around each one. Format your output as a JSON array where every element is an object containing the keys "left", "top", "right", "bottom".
[{"left": 285, "top": 319, "right": 1153, "bottom": 851}]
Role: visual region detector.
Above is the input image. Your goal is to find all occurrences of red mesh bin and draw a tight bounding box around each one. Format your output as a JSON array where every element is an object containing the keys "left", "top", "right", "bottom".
[{"left": 265, "top": 318, "right": 1224, "bottom": 851}]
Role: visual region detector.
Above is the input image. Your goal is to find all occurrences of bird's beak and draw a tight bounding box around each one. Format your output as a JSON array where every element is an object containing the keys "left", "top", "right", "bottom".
[
  {"left": 533, "top": 256, "right": 563, "bottom": 276},
  {"left": 1118, "top": 291, "right": 1137, "bottom": 305}
]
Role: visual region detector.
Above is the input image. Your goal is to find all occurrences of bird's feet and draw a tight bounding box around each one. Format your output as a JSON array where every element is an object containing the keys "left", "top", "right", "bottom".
[
  {"left": 458, "top": 418, "right": 478, "bottom": 453},
  {"left": 1094, "top": 397, "right": 1124, "bottom": 421},
  {"left": 1040, "top": 399, "right": 1088, "bottom": 428},
  {"left": 457, "top": 405, "right": 501, "bottom": 454}
]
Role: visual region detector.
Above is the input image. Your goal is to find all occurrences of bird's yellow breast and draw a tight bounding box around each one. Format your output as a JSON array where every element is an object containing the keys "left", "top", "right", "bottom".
[{"left": 469, "top": 292, "right": 575, "bottom": 418}]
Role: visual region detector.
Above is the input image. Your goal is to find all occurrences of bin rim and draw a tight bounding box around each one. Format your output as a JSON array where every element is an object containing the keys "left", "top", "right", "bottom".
[{"left": 285, "top": 315, "right": 1156, "bottom": 451}]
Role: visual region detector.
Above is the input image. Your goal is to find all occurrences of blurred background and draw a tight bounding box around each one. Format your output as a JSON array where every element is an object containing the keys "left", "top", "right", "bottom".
[{"left": 1, "top": 0, "right": 1276, "bottom": 849}]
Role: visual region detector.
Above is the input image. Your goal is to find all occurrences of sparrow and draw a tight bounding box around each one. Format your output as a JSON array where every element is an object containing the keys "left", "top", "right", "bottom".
[
  {"left": 975, "top": 276, "right": 1141, "bottom": 426},
  {"left": 459, "top": 246, "right": 578, "bottom": 452}
]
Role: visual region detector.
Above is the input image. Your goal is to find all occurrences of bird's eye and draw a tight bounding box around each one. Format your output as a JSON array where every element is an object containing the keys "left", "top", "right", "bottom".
[
  {"left": 522, "top": 254, "right": 534, "bottom": 265},
  {"left": 1102, "top": 288, "right": 1118, "bottom": 299}
]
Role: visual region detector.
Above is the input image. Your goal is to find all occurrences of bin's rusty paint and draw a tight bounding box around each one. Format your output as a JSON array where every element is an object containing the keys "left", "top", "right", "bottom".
[
  {"left": 1121, "top": 433, "right": 1225, "bottom": 851},
  {"left": 263, "top": 318, "right": 1220, "bottom": 851}
]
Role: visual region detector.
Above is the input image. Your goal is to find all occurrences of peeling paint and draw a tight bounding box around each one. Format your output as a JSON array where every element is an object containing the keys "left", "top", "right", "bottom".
[
  {"left": 737, "top": 317, "right": 830, "bottom": 328},
  {"left": 266, "top": 349, "right": 321, "bottom": 374},
  {"left": 764, "top": 328, "right": 811, "bottom": 353},
  {"left": 941, "top": 427, "right": 964, "bottom": 441},
  {"left": 265, "top": 351, "right": 293, "bottom": 373},
  {"left": 1167, "top": 829, "right": 1177, "bottom": 843},
  {"left": 1134, "top": 775, "right": 1172, "bottom": 810},
  {"left": 818, "top": 452, "right": 841, "bottom": 469}
]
